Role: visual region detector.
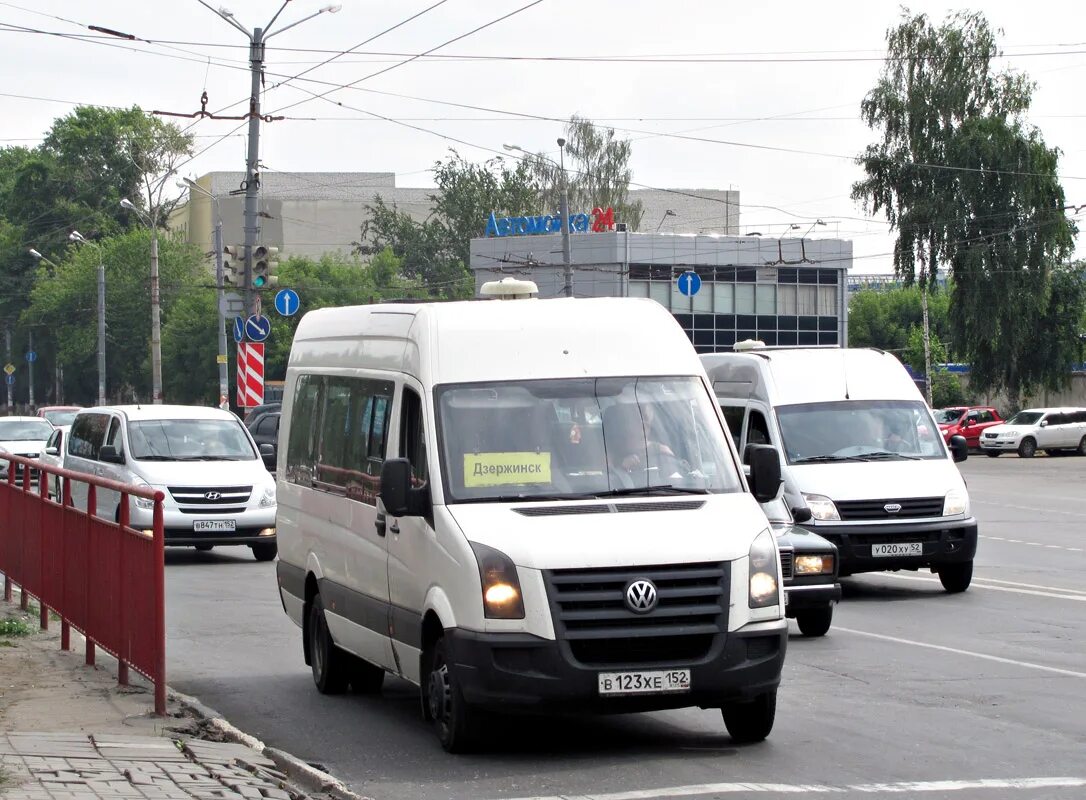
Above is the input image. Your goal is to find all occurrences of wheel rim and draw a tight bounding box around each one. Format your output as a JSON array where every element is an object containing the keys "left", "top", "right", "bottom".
[
  {"left": 428, "top": 659, "right": 452, "bottom": 735},
  {"left": 1023, "top": 440, "right": 1034, "bottom": 456},
  {"left": 311, "top": 612, "right": 325, "bottom": 677}
]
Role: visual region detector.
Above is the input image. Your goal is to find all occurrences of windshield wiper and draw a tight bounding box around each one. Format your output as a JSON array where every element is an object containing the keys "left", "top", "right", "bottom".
[
  {"left": 856, "top": 450, "right": 921, "bottom": 461},
  {"left": 791, "top": 454, "right": 868, "bottom": 464},
  {"left": 134, "top": 455, "right": 180, "bottom": 461},
  {"left": 459, "top": 492, "right": 598, "bottom": 504},
  {"left": 595, "top": 484, "right": 711, "bottom": 497}
]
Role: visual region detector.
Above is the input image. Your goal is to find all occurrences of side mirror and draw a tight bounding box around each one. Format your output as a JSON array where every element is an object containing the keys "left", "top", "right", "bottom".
[
  {"left": 948, "top": 434, "right": 968, "bottom": 463},
  {"left": 746, "top": 444, "right": 782, "bottom": 503},
  {"left": 45, "top": 446, "right": 59, "bottom": 457},
  {"left": 99, "top": 445, "right": 125, "bottom": 465},
  {"left": 961, "top": 417, "right": 973, "bottom": 427},
  {"left": 1039, "top": 419, "right": 1048, "bottom": 427},
  {"left": 791, "top": 506, "right": 813, "bottom": 524},
  {"left": 379, "top": 458, "right": 429, "bottom": 518},
  {"left": 259, "top": 443, "right": 277, "bottom": 469}
]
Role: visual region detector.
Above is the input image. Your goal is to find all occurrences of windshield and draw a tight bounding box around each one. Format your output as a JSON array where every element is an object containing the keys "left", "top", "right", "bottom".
[
  {"left": 1006, "top": 411, "right": 1042, "bottom": 426},
  {"left": 0, "top": 419, "right": 54, "bottom": 440},
  {"left": 43, "top": 410, "right": 80, "bottom": 427},
  {"left": 933, "top": 408, "right": 965, "bottom": 424},
  {"left": 776, "top": 400, "right": 946, "bottom": 463},
  {"left": 127, "top": 419, "right": 256, "bottom": 461},
  {"left": 437, "top": 376, "right": 741, "bottom": 502},
  {"left": 760, "top": 493, "right": 792, "bottom": 525}
]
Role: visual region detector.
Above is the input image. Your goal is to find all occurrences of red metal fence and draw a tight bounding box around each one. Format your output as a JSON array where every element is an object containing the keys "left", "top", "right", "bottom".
[{"left": 0, "top": 454, "right": 166, "bottom": 715}]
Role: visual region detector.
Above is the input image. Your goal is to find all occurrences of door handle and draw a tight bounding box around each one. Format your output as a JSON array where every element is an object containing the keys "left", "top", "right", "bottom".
[
  {"left": 389, "top": 520, "right": 400, "bottom": 535},
  {"left": 375, "top": 513, "right": 387, "bottom": 537}
]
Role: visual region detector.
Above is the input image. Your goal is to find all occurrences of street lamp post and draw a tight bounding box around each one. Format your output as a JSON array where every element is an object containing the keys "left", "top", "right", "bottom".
[
  {"left": 181, "top": 179, "right": 229, "bottom": 408},
  {"left": 120, "top": 198, "right": 163, "bottom": 404},
  {"left": 69, "top": 231, "right": 106, "bottom": 406},
  {"left": 29, "top": 249, "right": 61, "bottom": 403},
  {"left": 504, "top": 140, "right": 574, "bottom": 297}
]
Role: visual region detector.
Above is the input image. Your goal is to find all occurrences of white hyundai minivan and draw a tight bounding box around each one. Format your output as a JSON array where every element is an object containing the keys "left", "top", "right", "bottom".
[
  {"left": 62, "top": 405, "right": 277, "bottom": 560},
  {"left": 276, "top": 294, "right": 788, "bottom": 752}
]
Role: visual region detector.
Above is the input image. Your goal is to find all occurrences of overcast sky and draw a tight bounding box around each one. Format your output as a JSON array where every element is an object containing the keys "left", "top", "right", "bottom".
[{"left": 3, "top": 0, "right": 1086, "bottom": 272}]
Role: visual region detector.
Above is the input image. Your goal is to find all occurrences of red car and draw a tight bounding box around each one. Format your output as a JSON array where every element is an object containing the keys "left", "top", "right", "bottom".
[{"left": 934, "top": 406, "right": 1003, "bottom": 448}]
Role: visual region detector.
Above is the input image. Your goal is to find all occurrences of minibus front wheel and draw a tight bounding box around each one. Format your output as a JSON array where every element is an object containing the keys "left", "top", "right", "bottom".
[{"left": 426, "top": 636, "right": 484, "bottom": 753}]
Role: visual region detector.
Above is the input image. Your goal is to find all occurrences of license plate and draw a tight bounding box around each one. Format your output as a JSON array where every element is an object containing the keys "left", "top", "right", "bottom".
[
  {"left": 872, "top": 542, "right": 922, "bottom": 557},
  {"left": 598, "top": 669, "right": 690, "bottom": 696},
  {"left": 193, "top": 520, "right": 236, "bottom": 532}
]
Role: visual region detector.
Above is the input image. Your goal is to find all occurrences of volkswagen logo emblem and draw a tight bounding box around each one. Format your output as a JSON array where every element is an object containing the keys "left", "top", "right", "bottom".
[
  {"left": 204, "top": 491, "right": 222, "bottom": 501},
  {"left": 625, "top": 579, "right": 658, "bottom": 614},
  {"left": 884, "top": 502, "right": 902, "bottom": 514}
]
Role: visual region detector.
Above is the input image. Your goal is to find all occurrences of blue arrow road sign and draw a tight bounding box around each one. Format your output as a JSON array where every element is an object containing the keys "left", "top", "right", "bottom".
[
  {"left": 676, "top": 270, "right": 702, "bottom": 297},
  {"left": 25, "top": 351, "right": 36, "bottom": 363},
  {"left": 232, "top": 317, "right": 245, "bottom": 343},
  {"left": 274, "top": 288, "right": 300, "bottom": 317},
  {"left": 5, "top": 375, "right": 13, "bottom": 386},
  {"left": 245, "top": 314, "right": 272, "bottom": 343}
]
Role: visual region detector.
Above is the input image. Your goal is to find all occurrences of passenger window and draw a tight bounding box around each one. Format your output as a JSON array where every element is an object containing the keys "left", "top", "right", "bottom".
[
  {"left": 399, "top": 387, "right": 428, "bottom": 488},
  {"left": 105, "top": 418, "right": 124, "bottom": 457},
  {"left": 747, "top": 410, "right": 771, "bottom": 446},
  {"left": 69, "top": 413, "right": 109, "bottom": 460},
  {"left": 286, "top": 375, "right": 323, "bottom": 485},
  {"left": 256, "top": 415, "right": 277, "bottom": 436},
  {"left": 720, "top": 405, "right": 745, "bottom": 449},
  {"left": 1046, "top": 413, "right": 1064, "bottom": 426}
]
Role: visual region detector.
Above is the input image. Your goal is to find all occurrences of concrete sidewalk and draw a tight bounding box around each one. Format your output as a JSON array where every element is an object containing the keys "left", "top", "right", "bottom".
[{"left": 0, "top": 600, "right": 358, "bottom": 800}]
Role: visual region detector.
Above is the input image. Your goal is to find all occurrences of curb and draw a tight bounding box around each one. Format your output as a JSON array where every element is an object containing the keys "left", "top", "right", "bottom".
[{"left": 169, "top": 689, "right": 371, "bottom": 800}]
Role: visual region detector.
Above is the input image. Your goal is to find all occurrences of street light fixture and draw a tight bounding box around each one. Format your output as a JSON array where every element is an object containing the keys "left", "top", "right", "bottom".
[
  {"left": 119, "top": 198, "right": 163, "bottom": 405},
  {"left": 503, "top": 140, "right": 573, "bottom": 297},
  {"left": 656, "top": 209, "right": 677, "bottom": 233},
  {"left": 179, "top": 178, "right": 229, "bottom": 408},
  {"left": 69, "top": 231, "right": 107, "bottom": 406}
]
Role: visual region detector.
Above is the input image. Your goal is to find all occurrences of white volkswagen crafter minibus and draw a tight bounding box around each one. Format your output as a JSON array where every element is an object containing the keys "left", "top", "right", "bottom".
[
  {"left": 701, "top": 346, "right": 976, "bottom": 593},
  {"left": 275, "top": 296, "right": 788, "bottom": 752}
]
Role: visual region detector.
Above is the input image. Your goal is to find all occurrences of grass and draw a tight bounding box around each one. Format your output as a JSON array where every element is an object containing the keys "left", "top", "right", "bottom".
[{"left": 0, "top": 617, "right": 33, "bottom": 637}]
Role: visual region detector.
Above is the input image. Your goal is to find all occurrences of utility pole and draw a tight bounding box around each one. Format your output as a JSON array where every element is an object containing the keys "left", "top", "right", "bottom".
[
  {"left": 27, "top": 330, "right": 33, "bottom": 408},
  {"left": 243, "top": 29, "right": 264, "bottom": 319},
  {"left": 5, "top": 327, "right": 11, "bottom": 409},
  {"left": 97, "top": 258, "right": 106, "bottom": 406},
  {"left": 557, "top": 137, "right": 573, "bottom": 298},
  {"left": 150, "top": 232, "right": 162, "bottom": 403},
  {"left": 214, "top": 217, "right": 229, "bottom": 405}
]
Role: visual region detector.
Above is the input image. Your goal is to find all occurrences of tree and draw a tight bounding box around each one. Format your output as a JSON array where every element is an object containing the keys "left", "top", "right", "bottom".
[
  {"left": 531, "top": 115, "right": 644, "bottom": 230},
  {"left": 852, "top": 10, "right": 1076, "bottom": 408},
  {"left": 848, "top": 284, "right": 952, "bottom": 356},
  {"left": 22, "top": 229, "right": 206, "bottom": 404},
  {"left": 161, "top": 288, "right": 220, "bottom": 405}
]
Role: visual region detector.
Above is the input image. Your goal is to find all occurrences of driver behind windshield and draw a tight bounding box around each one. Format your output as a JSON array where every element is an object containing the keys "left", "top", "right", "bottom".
[{"left": 603, "top": 402, "right": 676, "bottom": 482}]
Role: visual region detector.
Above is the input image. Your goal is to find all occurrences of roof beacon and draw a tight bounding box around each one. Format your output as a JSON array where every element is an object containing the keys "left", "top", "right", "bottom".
[
  {"left": 479, "top": 277, "right": 539, "bottom": 300},
  {"left": 733, "top": 339, "right": 766, "bottom": 352}
]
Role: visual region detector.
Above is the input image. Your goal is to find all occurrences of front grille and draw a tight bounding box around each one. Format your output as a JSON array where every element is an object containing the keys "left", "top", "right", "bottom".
[
  {"left": 984, "top": 432, "right": 998, "bottom": 439},
  {"left": 615, "top": 501, "right": 705, "bottom": 513},
  {"left": 545, "top": 562, "right": 728, "bottom": 666},
  {"left": 179, "top": 507, "right": 247, "bottom": 515},
  {"left": 515, "top": 504, "right": 610, "bottom": 517},
  {"left": 779, "top": 550, "right": 794, "bottom": 580},
  {"left": 168, "top": 486, "right": 252, "bottom": 506},
  {"left": 835, "top": 497, "right": 943, "bottom": 520}
]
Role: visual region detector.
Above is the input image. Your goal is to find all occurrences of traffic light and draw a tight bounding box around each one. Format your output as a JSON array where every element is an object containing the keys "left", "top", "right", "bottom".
[
  {"left": 222, "top": 245, "right": 245, "bottom": 287},
  {"left": 252, "top": 245, "right": 280, "bottom": 289}
]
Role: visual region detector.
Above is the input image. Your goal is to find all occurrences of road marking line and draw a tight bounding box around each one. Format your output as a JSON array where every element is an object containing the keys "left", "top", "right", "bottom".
[
  {"left": 837, "top": 627, "right": 1086, "bottom": 679},
  {"left": 971, "top": 499, "right": 1086, "bottom": 517},
  {"left": 967, "top": 577, "right": 1086, "bottom": 595},
  {"left": 873, "top": 571, "right": 1086, "bottom": 601},
  {"left": 501, "top": 777, "right": 1086, "bottom": 799}
]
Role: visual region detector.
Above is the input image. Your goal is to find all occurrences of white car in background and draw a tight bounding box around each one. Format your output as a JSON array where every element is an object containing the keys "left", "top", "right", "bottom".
[
  {"left": 979, "top": 407, "right": 1086, "bottom": 458},
  {"left": 0, "top": 416, "right": 55, "bottom": 487},
  {"left": 41, "top": 425, "right": 70, "bottom": 500}
]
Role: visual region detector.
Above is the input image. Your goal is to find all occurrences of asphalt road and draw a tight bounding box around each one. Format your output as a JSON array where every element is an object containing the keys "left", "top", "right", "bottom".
[{"left": 165, "top": 453, "right": 1086, "bottom": 800}]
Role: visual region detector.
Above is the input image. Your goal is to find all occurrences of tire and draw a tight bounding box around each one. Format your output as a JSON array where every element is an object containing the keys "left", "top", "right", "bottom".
[
  {"left": 985, "top": 451, "right": 1001, "bottom": 458},
  {"left": 1077, "top": 436, "right": 1086, "bottom": 456},
  {"left": 938, "top": 560, "right": 973, "bottom": 593},
  {"left": 795, "top": 606, "right": 833, "bottom": 637},
  {"left": 349, "top": 654, "right": 386, "bottom": 694},
  {"left": 194, "top": 544, "right": 214, "bottom": 552},
  {"left": 426, "top": 637, "right": 483, "bottom": 753},
  {"left": 722, "top": 690, "right": 777, "bottom": 744},
  {"left": 1017, "top": 437, "right": 1036, "bottom": 458},
  {"left": 307, "top": 594, "right": 350, "bottom": 694},
  {"left": 251, "top": 542, "right": 277, "bottom": 562}
]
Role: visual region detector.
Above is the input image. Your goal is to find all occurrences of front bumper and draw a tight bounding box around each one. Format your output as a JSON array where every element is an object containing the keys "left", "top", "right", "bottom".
[
  {"left": 129, "top": 505, "right": 277, "bottom": 547},
  {"left": 784, "top": 583, "right": 841, "bottom": 615},
  {"left": 804, "top": 517, "right": 977, "bottom": 575},
  {"left": 445, "top": 619, "right": 787, "bottom": 713}
]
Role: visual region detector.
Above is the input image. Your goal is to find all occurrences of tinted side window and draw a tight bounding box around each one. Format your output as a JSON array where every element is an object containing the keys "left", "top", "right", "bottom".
[
  {"left": 720, "top": 405, "right": 745, "bottom": 449},
  {"left": 286, "top": 375, "right": 322, "bottom": 486},
  {"left": 69, "top": 414, "right": 109, "bottom": 460},
  {"left": 748, "top": 410, "right": 771, "bottom": 446},
  {"left": 1046, "top": 413, "right": 1065, "bottom": 426},
  {"left": 400, "top": 387, "right": 428, "bottom": 488},
  {"left": 105, "top": 417, "right": 124, "bottom": 456},
  {"left": 256, "top": 415, "right": 278, "bottom": 436},
  {"left": 1073, "top": 411, "right": 1086, "bottom": 424}
]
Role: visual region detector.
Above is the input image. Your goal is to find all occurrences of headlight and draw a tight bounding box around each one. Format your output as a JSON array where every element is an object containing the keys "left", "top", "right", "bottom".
[
  {"left": 802, "top": 493, "right": 840, "bottom": 522},
  {"left": 748, "top": 529, "right": 780, "bottom": 608},
  {"left": 943, "top": 488, "right": 968, "bottom": 516},
  {"left": 260, "top": 484, "right": 277, "bottom": 507},
  {"left": 470, "top": 542, "right": 524, "bottom": 619},
  {"left": 130, "top": 476, "right": 155, "bottom": 509},
  {"left": 794, "top": 554, "right": 835, "bottom": 575}
]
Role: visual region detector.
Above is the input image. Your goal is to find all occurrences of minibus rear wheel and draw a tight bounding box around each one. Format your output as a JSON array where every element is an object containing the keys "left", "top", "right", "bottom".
[
  {"left": 722, "top": 690, "right": 776, "bottom": 744},
  {"left": 308, "top": 594, "right": 350, "bottom": 694},
  {"left": 426, "top": 636, "right": 482, "bottom": 753}
]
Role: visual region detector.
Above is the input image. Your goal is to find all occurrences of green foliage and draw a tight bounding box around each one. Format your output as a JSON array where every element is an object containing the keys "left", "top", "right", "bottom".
[
  {"left": 904, "top": 326, "right": 948, "bottom": 375},
  {"left": 0, "top": 617, "right": 32, "bottom": 637},
  {"left": 161, "top": 288, "right": 220, "bottom": 405},
  {"left": 853, "top": 9, "right": 1077, "bottom": 408},
  {"left": 848, "top": 285, "right": 951, "bottom": 355},
  {"left": 23, "top": 229, "right": 206, "bottom": 404},
  {"left": 931, "top": 370, "right": 966, "bottom": 409}
]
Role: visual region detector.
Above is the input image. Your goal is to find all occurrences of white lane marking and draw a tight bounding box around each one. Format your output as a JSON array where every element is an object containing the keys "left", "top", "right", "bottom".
[
  {"left": 969, "top": 576, "right": 1086, "bottom": 595},
  {"left": 970, "top": 498, "right": 1086, "bottom": 518},
  {"left": 873, "top": 571, "right": 1086, "bottom": 601},
  {"left": 501, "top": 776, "right": 1086, "bottom": 799},
  {"left": 837, "top": 627, "right": 1086, "bottom": 679}
]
